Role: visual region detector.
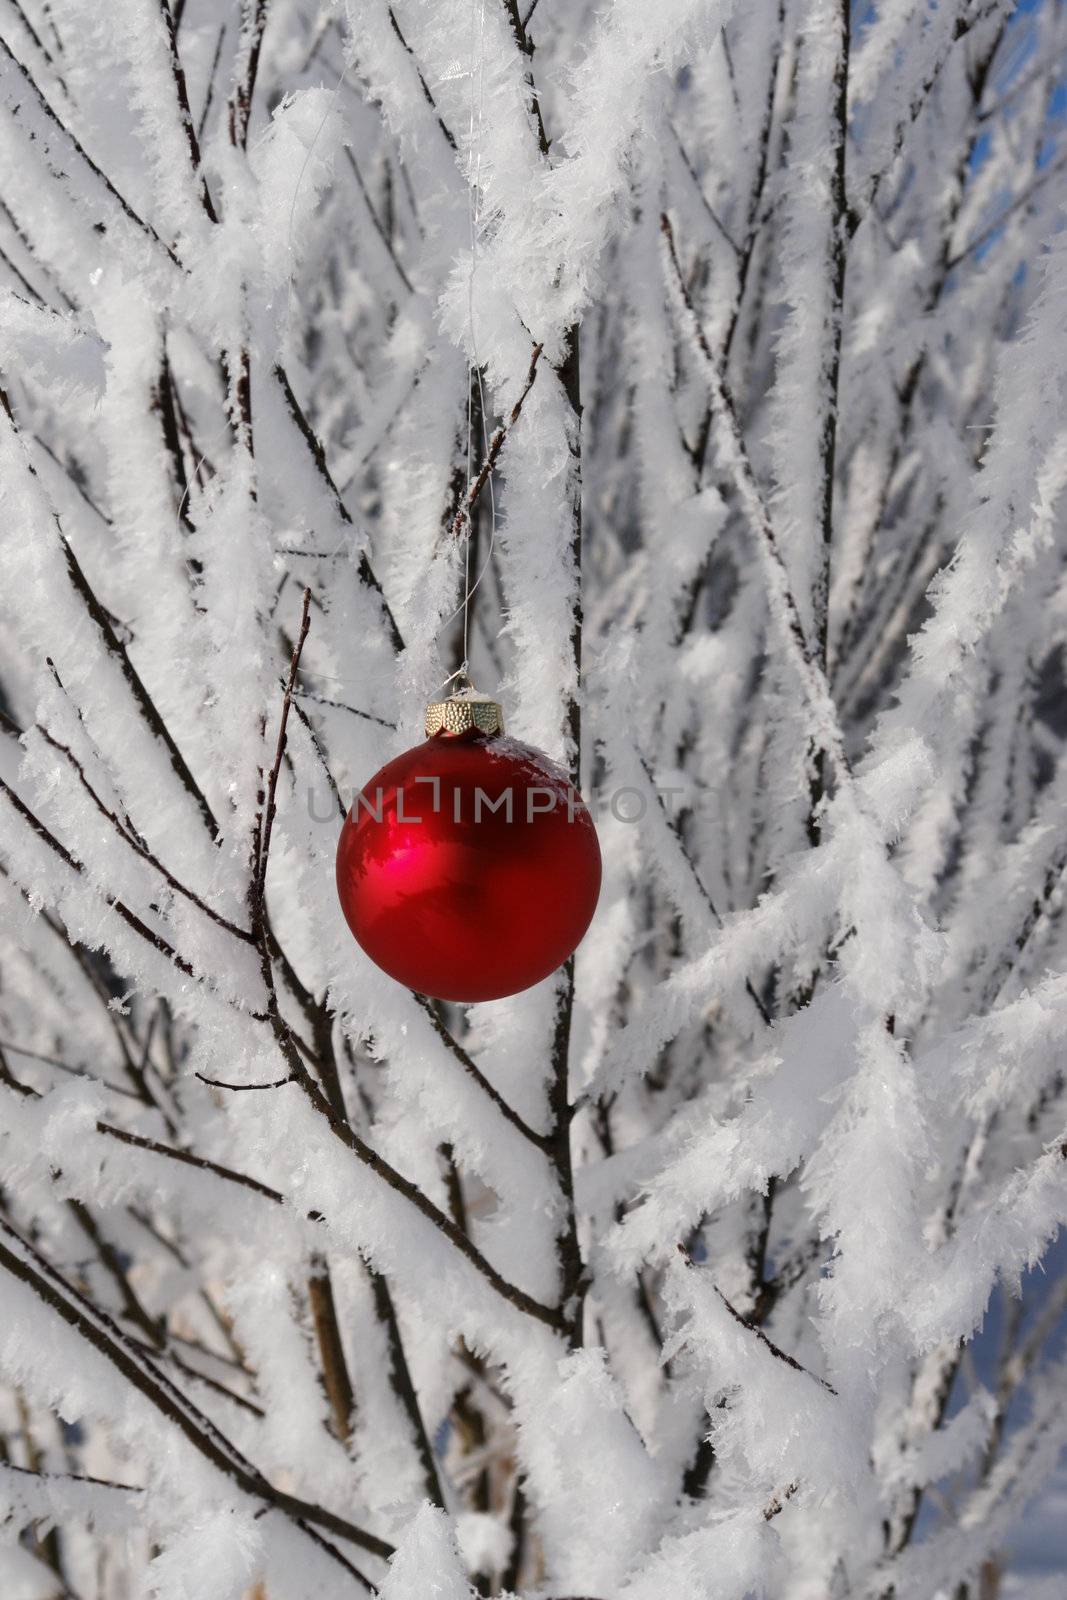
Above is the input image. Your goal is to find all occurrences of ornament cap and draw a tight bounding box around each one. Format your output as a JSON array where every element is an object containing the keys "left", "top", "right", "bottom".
[{"left": 425, "top": 689, "right": 505, "bottom": 738}]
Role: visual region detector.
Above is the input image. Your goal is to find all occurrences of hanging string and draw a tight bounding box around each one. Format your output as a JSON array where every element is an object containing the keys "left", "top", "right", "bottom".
[
  {"left": 284, "top": 55, "right": 353, "bottom": 336},
  {"left": 437, "top": 0, "right": 498, "bottom": 691},
  {"left": 225, "top": 18, "right": 498, "bottom": 702}
]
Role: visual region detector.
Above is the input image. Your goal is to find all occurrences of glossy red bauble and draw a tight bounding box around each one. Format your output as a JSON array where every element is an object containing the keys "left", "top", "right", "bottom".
[{"left": 336, "top": 726, "right": 601, "bottom": 1002}]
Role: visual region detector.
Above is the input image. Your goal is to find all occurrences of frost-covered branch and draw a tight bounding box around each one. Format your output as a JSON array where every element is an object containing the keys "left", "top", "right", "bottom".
[{"left": 2, "top": 1, "right": 1066, "bottom": 1595}]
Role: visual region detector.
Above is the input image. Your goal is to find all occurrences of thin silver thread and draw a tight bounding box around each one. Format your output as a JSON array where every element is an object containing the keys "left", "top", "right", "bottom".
[
  {"left": 284, "top": 58, "right": 353, "bottom": 336},
  {"left": 261, "top": 25, "right": 498, "bottom": 699},
  {"left": 449, "top": 0, "right": 497, "bottom": 683},
  {"left": 175, "top": 450, "right": 211, "bottom": 534}
]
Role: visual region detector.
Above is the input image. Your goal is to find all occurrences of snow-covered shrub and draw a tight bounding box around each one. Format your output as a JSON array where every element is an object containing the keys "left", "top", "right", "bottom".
[{"left": 1, "top": 1, "right": 1065, "bottom": 1596}]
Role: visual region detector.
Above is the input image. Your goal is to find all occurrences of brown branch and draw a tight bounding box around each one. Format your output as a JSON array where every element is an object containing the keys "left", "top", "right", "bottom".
[
  {"left": 308, "top": 1261, "right": 357, "bottom": 1444},
  {"left": 669, "top": 120, "right": 741, "bottom": 256},
  {"left": 289, "top": 697, "right": 347, "bottom": 819},
  {"left": 763, "top": 1481, "right": 798, "bottom": 1521},
  {"left": 154, "top": 346, "right": 197, "bottom": 542},
  {"left": 249, "top": 925, "right": 567, "bottom": 1330},
  {"left": 678, "top": 1247, "right": 837, "bottom": 1394},
  {"left": 293, "top": 687, "right": 395, "bottom": 730},
  {"left": 1, "top": 1061, "right": 289, "bottom": 1205},
  {"left": 0, "top": 386, "right": 208, "bottom": 833},
  {"left": 659, "top": 213, "right": 814, "bottom": 657},
  {"left": 635, "top": 752, "right": 772, "bottom": 1028},
  {"left": 0, "top": 874, "right": 178, "bottom": 1127},
  {"left": 815, "top": 0, "right": 851, "bottom": 675},
  {"left": 0, "top": 193, "right": 78, "bottom": 311},
  {"left": 660, "top": 211, "right": 857, "bottom": 811},
  {"left": 386, "top": 8, "right": 457, "bottom": 151},
  {"left": 343, "top": 148, "right": 414, "bottom": 296},
  {"left": 291, "top": 1003, "right": 445, "bottom": 1506},
  {"left": 99, "top": 1121, "right": 289, "bottom": 1202},
  {"left": 852, "top": 0, "right": 1010, "bottom": 229},
  {"left": 502, "top": 0, "right": 550, "bottom": 156},
  {"left": 9, "top": 1389, "right": 67, "bottom": 1589},
  {"left": 834, "top": 21, "right": 1009, "bottom": 678},
  {"left": 35, "top": 722, "right": 253, "bottom": 944},
  {"left": 980, "top": 843, "right": 1067, "bottom": 1013},
  {"left": 945, "top": 148, "right": 1067, "bottom": 270},
  {"left": 0, "top": 1037, "right": 142, "bottom": 1101},
  {"left": 0, "top": 241, "right": 46, "bottom": 304},
  {"left": 371, "top": 1268, "right": 447, "bottom": 1508},
  {"left": 197, "top": 21, "right": 227, "bottom": 144},
  {"left": 255, "top": 587, "right": 311, "bottom": 905},
  {"left": 0, "top": 1460, "right": 139, "bottom": 1494},
  {"left": 0, "top": 775, "right": 199, "bottom": 983},
  {"left": 228, "top": 0, "right": 269, "bottom": 150},
  {"left": 276, "top": 1038, "right": 567, "bottom": 1332},
  {"left": 6, "top": 0, "right": 67, "bottom": 92},
  {"left": 412, "top": 992, "right": 552, "bottom": 1149},
  {"left": 0, "top": 35, "right": 180, "bottom": 267},
  {"left": 67, "top": 1200, "right": 165, "bottom": 1350},
  {"left": 0, "top": 783, "right": 270, "bottom": 1040},
  {"left": 59, "top": 533, "right": 220, "bottom": 840},
  {"left": 273, "top": 365, "right": 404, "bottom": 654},
  {"left": 544, "top": 323, "right": 586, "bottom": 1352},
  {"left": 157, "top": 0, "right": 217, "bottom": 221},
  {"left": 121, "top": 1333, "right": 264, "bottom": 1419},
  {"left": 195, "top": 1072, "right": 294, "bottom": 1092},
  {"left": 0, "top": 1217, "right": 389, "bottom": 1580}
]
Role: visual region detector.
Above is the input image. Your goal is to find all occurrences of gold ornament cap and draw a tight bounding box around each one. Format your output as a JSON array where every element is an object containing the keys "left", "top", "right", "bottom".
[{"left": 425, "top": 690, "right": 505, "bottom": 738}]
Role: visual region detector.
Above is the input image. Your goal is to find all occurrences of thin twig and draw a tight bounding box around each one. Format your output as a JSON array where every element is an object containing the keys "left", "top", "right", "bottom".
[
  {"left": 1, "top": 1060, "right": 290, "bottom": 1204},
  {"left": 0, "top": 35, "right": 180, "bottom": 267},
  {"left": 196, "top": 21, "right": 226, "bottom": 143},
  {"left": 851, "top": 0, "right": 1009, "bottom": 230},
  {"left": 343, "top": 147, "right": 414, "bottom": 295},
  {"left": 0, "top": 1038, "right": 142, "bottom": 1100},
  {"left": 195, "top": 1072, "right": 295, "bottom": 1092},
  {"left": 1, "top": 380, "right": 213, "bottom": 831},
  {"left": 55, "top": 530, "right": 220, "bottom": 840},
  {"left": 413, "top": 993, "right": 553, "bottom": 1149},
  {"left": 308, "top": 1261, "right": 357, "bottom": 1444},
  {"left": 273, "top": 366, "right": 404, "bottom": 653},
  {"left": 659, "top": 214, "right": 854, "bottom": 794},
  {"left": 157, "top": 0, "right": 217, "bottom": 221},
  {"left": 387, "top": 8, "right": 457, "bottom": 151},
  {"left": 67, "top": 1199, "right": 164, "bottom": 1350},
  {"left": 0, "top": 1461, "right": 139, "bottom": 1494},
  {"left": 945, "top": 149, "right": 1067, "bottom": 269},
  {"left": 452, "top": 344, "right": 543, "bottom": 538},
  {"left": 0, "top": 1217, "right": 389, "bottom": 1579},
  {"left": 370, "top": 1267, "right": 447, "bottom": 1508},
  {"left": 293, "top": 688, "right": 396, "bottom": 730},
  {"left": 677, "top": 1246, "right": 838, "bottom": 1395},
  {"left": 228, "top": 0, "right": 269, "bottom": 150},
  {"left": 668, "top": 120, "right": 741, "bottom": 256},
  {"left": 255, "top": 587, "right": 311, "bottom": 904},
  {"left": 0, "top": 776, "right": 199, "bottom": 983},
  {"left": 635, "top": 753, "right": 772, "bottom": 1029},
  {"left": 35, "top": 723, "right": 253, "bottom": 944},
  {"left": 280, "top": 1036, "right": 567, "bottom": 1332},
  {"left": 502, "top": 0, "right": 550, "bottom": 156}
]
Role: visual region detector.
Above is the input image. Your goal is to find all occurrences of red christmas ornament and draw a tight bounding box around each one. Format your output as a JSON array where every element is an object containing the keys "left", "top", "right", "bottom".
[{"left": 336, "top": 689, "right": 601, "bottom": 1002}]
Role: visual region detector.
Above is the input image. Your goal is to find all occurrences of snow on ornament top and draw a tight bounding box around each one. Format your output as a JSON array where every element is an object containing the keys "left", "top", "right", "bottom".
[{"left": 335, "top": 688, "right": 602, "bottom": 1003}]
